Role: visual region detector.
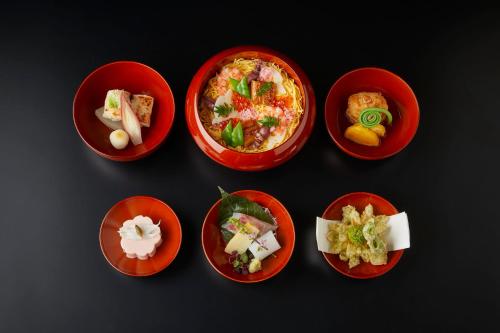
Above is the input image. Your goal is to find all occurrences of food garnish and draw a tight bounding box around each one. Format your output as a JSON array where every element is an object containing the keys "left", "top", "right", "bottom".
[
  {"left": 135, "top": 224, "right": 144, "bottom": 238},
  {"left": 256, "top": 82, "right": 273, "bottom": 96},
  {"left": 359, "top": 108, "right": 393, "bottom": 127},
  {"left": 229, "top": 77, "right": 251, "bottom": 99},
  {"left": 258, "top": 116, "right": 279, "bottom": 128},
  {"left": 214, "top": 103, "right": 234, "bottom": 117},
  {"left": 221, "top": 121, "right": 244, "bottom": 147}
]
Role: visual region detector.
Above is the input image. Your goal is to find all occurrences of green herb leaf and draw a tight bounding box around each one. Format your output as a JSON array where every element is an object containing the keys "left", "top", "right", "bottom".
[
  {"left": 221, "top": 229, "right": 234, "bottom": 244},
  {"left": 229, "top": 78, "right": 239, "bottom": 91},
  {"left": 229, "top": 77, "right": 250, "bottom": 99},
  {"left": 258, "top": 116, "right": 279, "bottom": 128},
  {"left": 256, "top": 82, "right": 273, "bottom": 96},
  {"left": 217, "top": 187, "right": 275, "bottom": 226},
  {"left": 231, "top": 122, "right": 244, "bottom": 147},
  {"left": 221, "top": 122, "right": 233, "bottom": 145},
  {"left": 214, "top": 103, "right": 234, "bottom": 117}
]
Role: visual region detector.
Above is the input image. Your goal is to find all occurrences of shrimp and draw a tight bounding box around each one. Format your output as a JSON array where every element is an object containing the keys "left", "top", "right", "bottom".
[{"left": 216, "top": 67, "right": 243, "bottom": 96}]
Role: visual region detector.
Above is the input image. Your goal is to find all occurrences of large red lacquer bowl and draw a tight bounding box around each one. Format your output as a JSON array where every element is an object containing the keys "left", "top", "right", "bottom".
[
  {"left": 74, "top": 61, "right": 175, "bottom": 161},
  {"left": 325, "top": 67, "right": 419, "bottom": 160},
  {"left": 321, "top": 192, "right": 404, "bottom": 279},
  {"left": 202, "top": 190, "right": 295, "bottom": 283},
  {"left": 186, "top": 46, "right": 316, "bottom": 171}
]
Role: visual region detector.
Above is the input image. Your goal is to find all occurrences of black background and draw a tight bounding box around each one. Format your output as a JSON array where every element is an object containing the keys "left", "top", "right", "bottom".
[{"left": 1, "top": 2, "right": 499, "bottom": 332}]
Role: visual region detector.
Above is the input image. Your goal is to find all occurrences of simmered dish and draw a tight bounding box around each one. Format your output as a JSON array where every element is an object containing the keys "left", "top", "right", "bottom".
[
  {"left": 217, "top": 188, "right": 281, "bottom": 274},
  {"left": 198, "top": 59, "right": 304, "bottom": 152},
  {"left": 344, "top": 92, "right": 393, "bottom": 147},
  {"left": 95, "top": 89, "right": 154, "bottom": 149}
]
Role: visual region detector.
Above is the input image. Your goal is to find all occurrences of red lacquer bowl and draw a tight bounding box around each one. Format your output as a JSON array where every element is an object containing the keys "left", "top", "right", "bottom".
[
  {"left": 99, "top": 196, "right": 182, "bottom": 276},
  {"left": 74, "top": 61, "right": 175, "bottom": 161},
  {"left": 202, "top": 190, "right": 295, "bottom": 283},
  {"left": 325, "top": 67, "right": 419, "bottom": 160},
  {"left": 321, "top": 192, "right": 403, "bottom": 279},
  {"left": 186, "top": 46, "right": 316, "bottom": 171}
]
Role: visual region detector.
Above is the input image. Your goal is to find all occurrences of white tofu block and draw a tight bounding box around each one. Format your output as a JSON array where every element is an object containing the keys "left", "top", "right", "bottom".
[{"left": 248, "top": 231, "right": 281, "bottom": 261}]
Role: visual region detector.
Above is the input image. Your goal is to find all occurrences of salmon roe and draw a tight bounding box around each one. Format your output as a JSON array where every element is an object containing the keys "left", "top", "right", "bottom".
[{"left": 232, "top": 93, "right": 251, "bottom": 111}]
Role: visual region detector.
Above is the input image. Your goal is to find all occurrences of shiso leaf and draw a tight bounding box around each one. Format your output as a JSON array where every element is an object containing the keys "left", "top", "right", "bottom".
[{"left": 217, "top": 187, "right": 274, "bottom": 226}]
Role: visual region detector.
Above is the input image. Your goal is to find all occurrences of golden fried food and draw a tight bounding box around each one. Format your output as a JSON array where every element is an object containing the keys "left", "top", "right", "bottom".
[{"left": 346, "top": 92, "right": 388, "bottom": 124}]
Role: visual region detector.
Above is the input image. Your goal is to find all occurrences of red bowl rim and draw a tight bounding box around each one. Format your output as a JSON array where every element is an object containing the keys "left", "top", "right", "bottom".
[
  {"left": 185, "top": 45, "right": 316, "bottom": 171},
  {"left": 73, "top": 60, "right": 176, "bottom": 162},
  {"left": 201, "top": 189, "right": 295, "bottom": 283},
  {"left": 99, "top": 195, "right": 182, "bottom": 277},
  {"left": 324, "top": 67, "right": 420, "bottom": 160},
  {"left": 321, "top": 191, "right": 404, "bottom": 279}
]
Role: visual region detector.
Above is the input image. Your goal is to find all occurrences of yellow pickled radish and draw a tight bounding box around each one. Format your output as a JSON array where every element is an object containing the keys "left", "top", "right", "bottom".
[{"left": 344, "top": 123, "right": 380, "bottom": 147}]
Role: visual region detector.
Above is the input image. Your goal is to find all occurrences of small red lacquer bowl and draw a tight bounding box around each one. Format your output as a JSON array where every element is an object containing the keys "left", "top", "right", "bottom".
[
  {"left": 202, "top": 190, "right": 295, "bottom": 283},
  {"left": 325, "top": 67, "right": 419, "bottom": 160},
  {"left": 99, "top": 196, "right": 182, "bottom": 277},
  {"left": 74, "top": 61, "right": 175, "bottom": 161},
  {"left": 186, "top": 46, "right": 316, "bottom": 171},
  {"left": 321, "top": 192, "right": 403, "bottom": 279}
]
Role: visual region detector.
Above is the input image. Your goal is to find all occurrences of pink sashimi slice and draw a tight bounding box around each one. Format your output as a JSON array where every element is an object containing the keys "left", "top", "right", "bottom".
[{"left": 232, "top": 213, "right": 277, "bottom": 236}]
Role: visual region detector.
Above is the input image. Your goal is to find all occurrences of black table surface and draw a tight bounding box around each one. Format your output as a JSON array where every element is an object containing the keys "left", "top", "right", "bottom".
[{"left": 1, "top": 3, "right": 499, "bottom": 332}]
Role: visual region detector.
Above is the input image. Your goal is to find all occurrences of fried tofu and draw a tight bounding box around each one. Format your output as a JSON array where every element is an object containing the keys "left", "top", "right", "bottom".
[
  {"left": 251, "top": 81, "right": 275, "bottom": 105},
  {"left": 346, "top": 92, "right": 388, "bottom": 124},
  {"left": 130, "top": 94, "right": 154, "bottom": 127}
]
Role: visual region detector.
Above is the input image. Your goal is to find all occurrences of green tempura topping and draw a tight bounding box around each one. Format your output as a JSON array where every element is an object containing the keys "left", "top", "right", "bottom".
[{"left": 347, "top": 225, "right": 365, "bottom": 245}]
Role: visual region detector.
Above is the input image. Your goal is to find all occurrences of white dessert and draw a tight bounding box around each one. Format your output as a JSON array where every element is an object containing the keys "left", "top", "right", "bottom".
[{"left": 118, "top": 215, "right": 162, "bottom": 260}]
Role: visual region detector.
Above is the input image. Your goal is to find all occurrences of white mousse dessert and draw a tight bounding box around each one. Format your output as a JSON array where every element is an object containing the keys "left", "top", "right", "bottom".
[{"left": 118, "top": 215, "right": 162, "bottom": 260}]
